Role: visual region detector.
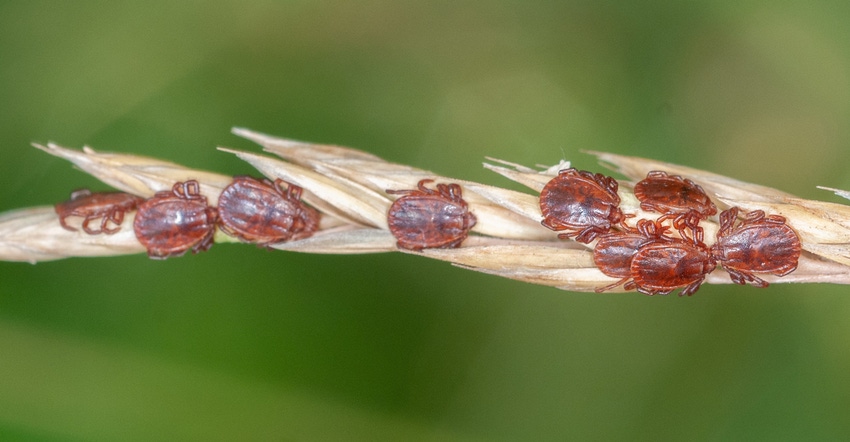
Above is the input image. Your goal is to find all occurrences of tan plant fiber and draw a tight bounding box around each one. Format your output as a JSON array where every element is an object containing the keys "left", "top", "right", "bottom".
[{"left": 0, "top": 130, "right": 847, "bottom": 292}]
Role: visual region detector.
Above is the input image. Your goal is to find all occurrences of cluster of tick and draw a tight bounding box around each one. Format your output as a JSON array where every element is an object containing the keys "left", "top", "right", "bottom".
[
  {"left": 53, "top": 168, "right": 802, "bottom": 294},
  {"left": 55, "top": 175, "right": 476, "bottom": 257},
  {"left": 55, "top": 176, "right": 320, "bottom": 259},
  {"left": 539, "top": 169, "right": 803, "bottom": 296}
]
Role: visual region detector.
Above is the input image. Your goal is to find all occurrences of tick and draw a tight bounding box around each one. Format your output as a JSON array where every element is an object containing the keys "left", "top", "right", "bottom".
[
  {"left": 595, "top": 217, "right": 716, "bottom": 296},
  {"left": 218, "top": 176, "right": 320, "bottom": 246},
  {"left": 55, "top": 189, "right": 144, "bottom": 234},
  {"left": 539, "top": 168, "right": 626, "bottom": 243},
  {"left": 634, "top": 170, "right": 717, "bottom": 219},
  {"left": 133, "top": 180, "right": 218, "bottom": 259},
  {"left": 711, "top": 207, "right": 801, "bottom": 287},
  {"left": 386, "top": 179, "right": 477, "bottom": 251},
  {"left": 628, "top": 237, "right": 716, "bottom": 296}
]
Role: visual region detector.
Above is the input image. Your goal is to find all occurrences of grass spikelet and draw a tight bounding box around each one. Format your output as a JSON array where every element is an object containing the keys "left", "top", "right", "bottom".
[
  {"left": 2, "top": 131, "right": 849, "bottom": 290},
  {"left": 33, "top": 143, "right": 232, "bottom": 204},
  {"left": 0, "top": 207, "right": 144, "bottom": 263}
]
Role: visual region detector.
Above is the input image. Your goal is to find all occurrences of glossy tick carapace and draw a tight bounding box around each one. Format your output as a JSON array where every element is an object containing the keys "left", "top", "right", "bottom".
[
  {"left": 634, "top": 171, "right": 717, "bottom": 219},
  {"left": 55, "top": 189, "right": 144, "bottom": 235},
  {"left": 628, "top": 238, "right": 716, "bottom": 296},
  {"left": 386, "top": 179, "right": 477, "bottom": 251},
  {"left": 133, "top": 180, "right": 218, "bottom": 259},
  {"left": 218, "top": 176, "right": 320, "bottom": 246},
  {"left": 593, "top": 217, "right": 715, "bottom": 296},
  {"left": 711, "top": 207, "right": 801, "bottom": 287},
  {"left": 539, "top": 168, "right": 625, "bottom": 244}
]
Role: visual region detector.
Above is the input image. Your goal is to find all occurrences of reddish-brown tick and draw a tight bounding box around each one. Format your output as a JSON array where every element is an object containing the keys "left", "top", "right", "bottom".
[
  {"left": 711, "top": 207, "right": 801, "bottom": 287},
  {"left": 634, "top": 170, "right": 717, "bottom": 219},
  {"left": 594, "top": 217, "right": 715, "bottom": 296},
  {"left": 539, "top": 168, "right": 625, "bottom": 243},
  {"left": 386, "top": 179, "right": 477, "bottom": 251},
  {"left": 218, "top": 176, "right": 320, "bottom": 246},
  {"left": 133, "top": 180, "right": 218, "bottom": 259},
  {"left": 55, "top": 189, "right": 144, "bottom": 234},
  {"left": 629, "top": 238, "right": 716, "bottom": 296}
]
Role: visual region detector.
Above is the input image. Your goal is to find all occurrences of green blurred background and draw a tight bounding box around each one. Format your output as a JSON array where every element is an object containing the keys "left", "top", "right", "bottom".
[{"left": 2, "top": 1, "right": 850, "bottom": 440}]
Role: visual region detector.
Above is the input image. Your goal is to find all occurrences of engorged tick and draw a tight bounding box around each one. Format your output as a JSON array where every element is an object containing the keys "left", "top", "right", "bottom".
[
  {"left": 55, "top": 189, "right": 144, "bottom": 235},
  {"left": 218, "top": 176, "right": 320, "bottom": 246},
  {"left": 133, "top": 180, "right": 218, "bottom": 259},
  {"left": 386, "top": 179, "right": 477, "bottom": 251},
  {"left": 539, "top": 168, "right": 626, "bottom": 244},
  {"left": 711, "top": 207, "right": 801, "bottom": 287}
]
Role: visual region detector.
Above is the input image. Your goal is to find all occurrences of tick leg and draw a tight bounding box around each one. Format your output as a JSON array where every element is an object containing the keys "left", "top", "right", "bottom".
[
  {"left": 718, "top": 207, "right": 740, "bottom": 234},
  {"left": 748, "top": 275, "right": 769, "bottom": 288},
  {"left": 58, "top": 215, "right": 77, "bottom": 232},
  {"left": 445, "top": 184, "right": 462, "bottom": 202},
  {"left": 594, "top": 276, "right": 630, "bottom": 293},
  {"left": 725, "top": 269, "right": 746, "bottom": 285},
  {"left": 82, "top": 215, "right": 103, "bottom": 235},
  {"left": 764, "top": 214, "right": 788, "bottom": 225},
  {"left": 638, "top": 201, "right": 660, "bottom": 213},
  {"left": 556, "top": 231, "right": 576, "bottom": 240},
  {"left": 416, "top": 179, "right": 435, "bottom": 193},
  {"left": 633, "top": 218, "right": 668, "bottom": 237},
  {"left": 192, "top": 230, "right": 215, "bottom": 254},
  {"left": 743, "top": 210, "right": 766, "bottom": 223},
  {"left": 636, "top": 286, "right": 672, "bottom": 296},
  {"left": 101, "top": 209, "right": 123, "bottom": 234},
  {"left": 738, "top": 271, "right": 769, "bottom": 288},
  {"left": 617, "top": 212, "right": 637, "bottom": 232},
  {"left": 280, "top": 181, "right": 303, "bottom": 200},
  {"left": 185, "top": 180, "right": 201, "bottom": 197},
  {"left": 386, "top": 188, "right": 414, "bottom": 196},
  {"left": 542, "top": 218, "right": 565, "bottom": 231},
  {"left": 679, "top": 280, "right": 705, "bottom": 297},
  {"left": 574, "top": 226, "right": 606, "bottom": 244}
]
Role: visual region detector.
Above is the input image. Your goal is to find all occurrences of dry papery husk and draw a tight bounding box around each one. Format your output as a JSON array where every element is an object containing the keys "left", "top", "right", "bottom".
[
  {"left": 4, "top": 134, "right": 849, "bottom": 292},
  {"left": 0, "top": 206, "right": 144, "bottom": 263}
]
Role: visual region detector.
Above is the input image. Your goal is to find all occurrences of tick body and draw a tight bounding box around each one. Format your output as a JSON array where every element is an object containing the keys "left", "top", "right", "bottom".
[
  {"left": 628, "top": 239, "right": 716, "bottom": 296},
  {"left": 634, "top": 170, "right": 717, "bottom": 218},
  {"left": 539, "top": 168, "right": 625, "bottom": 243},
  {"left": 386, "top": 179, "right": 477, "bottom": 251},
  {"left": 218, "top": 176, "right": 320, "bottom": 246},
  {"left": 711, "top": 207, "right": 801, "bottom": 287},
  {"left": 133, "top": 180, "right": 218, "bottom": 259},
  {"left": 55, "top": 189, "right": 144, "bottom": 234}
]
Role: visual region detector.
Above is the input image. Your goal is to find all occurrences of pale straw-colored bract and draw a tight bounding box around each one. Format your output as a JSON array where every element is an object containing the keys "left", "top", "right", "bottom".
[{"left": 2, "top": 128, "right": 849, "bottom": 292}]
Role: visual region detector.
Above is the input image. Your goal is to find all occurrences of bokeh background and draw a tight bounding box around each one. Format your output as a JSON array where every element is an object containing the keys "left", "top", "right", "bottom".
[{"left": 2, "top": 1, "right": 850, "bottom": 440}]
